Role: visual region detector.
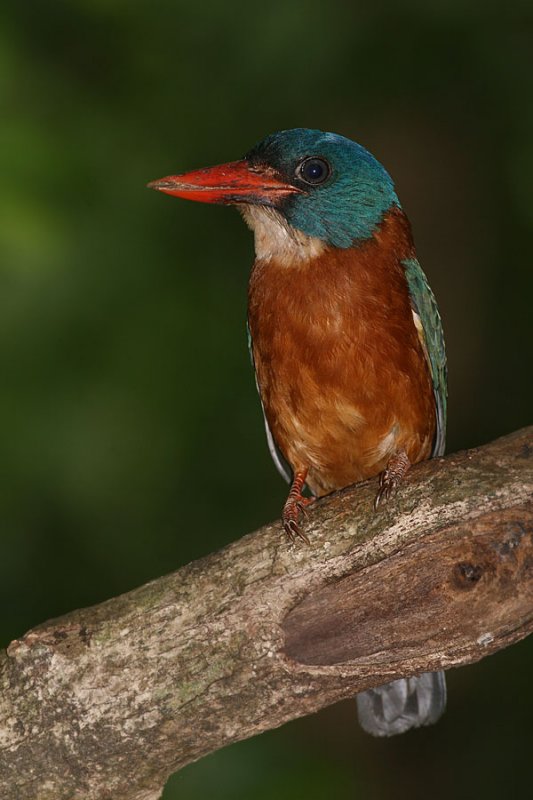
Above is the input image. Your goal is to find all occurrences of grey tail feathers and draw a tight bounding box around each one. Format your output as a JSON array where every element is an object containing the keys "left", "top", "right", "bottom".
[{"left": 356, "top": 671, "right": 447, "bottom": 737}]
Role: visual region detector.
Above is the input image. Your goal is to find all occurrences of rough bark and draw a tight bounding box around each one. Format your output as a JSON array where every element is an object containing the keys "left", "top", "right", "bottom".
[{"left": 0, "top": 428, "right": 532, "bottom": 800}]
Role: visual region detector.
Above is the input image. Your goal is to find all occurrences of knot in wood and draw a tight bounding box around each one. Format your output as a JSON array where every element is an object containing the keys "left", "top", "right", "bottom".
[{"left": 453, "top": 561, "right": 484, "bottom": 589}]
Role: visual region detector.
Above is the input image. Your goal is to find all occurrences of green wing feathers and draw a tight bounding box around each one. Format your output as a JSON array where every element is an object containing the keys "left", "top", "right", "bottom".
[{"left": 402, "top": 258, "right": 447, "bottom": 457}]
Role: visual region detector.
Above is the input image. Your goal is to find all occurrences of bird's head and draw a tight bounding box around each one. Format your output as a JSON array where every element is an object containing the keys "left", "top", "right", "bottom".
[{"left": 149, "top": 128, "right": 399, "bottom": 249}]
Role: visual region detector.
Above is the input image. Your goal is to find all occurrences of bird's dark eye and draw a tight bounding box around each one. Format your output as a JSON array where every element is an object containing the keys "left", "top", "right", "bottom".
[{"left": 297, "top": 157, "right": 331, "bottom": 186}]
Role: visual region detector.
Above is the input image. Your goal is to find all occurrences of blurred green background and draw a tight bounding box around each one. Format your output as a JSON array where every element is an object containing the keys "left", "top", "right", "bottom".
[{"left": 1, "top": 1, "right": 531, "bottom": 798}]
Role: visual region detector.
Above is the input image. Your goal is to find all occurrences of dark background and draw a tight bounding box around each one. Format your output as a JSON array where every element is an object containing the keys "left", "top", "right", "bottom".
[{"left": 1, "top": 1, "right": 531, "bottom": 798}]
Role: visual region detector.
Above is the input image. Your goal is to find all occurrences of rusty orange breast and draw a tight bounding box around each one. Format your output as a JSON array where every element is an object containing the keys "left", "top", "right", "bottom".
[{"left": 247, "top": 207, "right": 436, "bottom": 496}]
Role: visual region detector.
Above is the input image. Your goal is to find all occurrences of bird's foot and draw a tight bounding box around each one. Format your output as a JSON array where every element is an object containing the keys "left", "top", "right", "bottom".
[
  {"left": 282, "top": 470, "right": 315, "bottom": 544},
  {"left": 374, "top": 450, "right": 411, "bottom": 510},
  {"left": 283, "top": 497, "right": 315, "bottom": 543}
]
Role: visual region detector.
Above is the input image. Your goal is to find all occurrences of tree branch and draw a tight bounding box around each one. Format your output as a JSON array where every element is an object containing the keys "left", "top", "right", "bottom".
[{"left": 1, "top": 428, "right": 532, "bottom": 800}]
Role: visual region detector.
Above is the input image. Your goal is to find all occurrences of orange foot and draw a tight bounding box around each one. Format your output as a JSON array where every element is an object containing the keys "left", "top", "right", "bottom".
[
  {"left": 374, "top": 450, "right": 411, "bottom": 510},
  {"left": 282, "top": 469, "right": 315, "bottom": 544}
]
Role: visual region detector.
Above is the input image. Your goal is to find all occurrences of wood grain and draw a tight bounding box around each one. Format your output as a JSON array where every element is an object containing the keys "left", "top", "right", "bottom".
[{"left": 0, "top": 428, "right": 531, "bottom": 800}]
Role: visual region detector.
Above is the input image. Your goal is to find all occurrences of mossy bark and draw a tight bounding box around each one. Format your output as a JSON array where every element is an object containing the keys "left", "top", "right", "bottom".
[{"left": 0, "top": 428, "right": 532, "bottom": 800}]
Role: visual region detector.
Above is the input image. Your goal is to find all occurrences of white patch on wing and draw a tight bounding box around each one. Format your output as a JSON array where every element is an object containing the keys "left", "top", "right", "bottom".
[
  {"left": 411, "top": 307, "right": 445, "bottom": 457},
  {"left": 411, "top": 309, "right": 430, "bottom": 363},
  {"left": 240, "top": 205, "right": 325, "bottom": 265}
]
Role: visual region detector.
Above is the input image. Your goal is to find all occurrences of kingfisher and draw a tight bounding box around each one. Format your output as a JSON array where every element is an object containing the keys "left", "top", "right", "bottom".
[{"left": 149, "top": 128, "right": 448, "bottom": 736}]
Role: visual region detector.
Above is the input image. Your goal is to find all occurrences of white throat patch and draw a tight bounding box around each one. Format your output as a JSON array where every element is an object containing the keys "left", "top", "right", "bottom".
[{"left": 240, "top": 205, "right": 325, "bottom": 265}]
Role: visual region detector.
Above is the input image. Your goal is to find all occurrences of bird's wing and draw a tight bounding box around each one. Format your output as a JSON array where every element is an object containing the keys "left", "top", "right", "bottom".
[
  {"left": 246, "top": 323, "right": 292, "bottom": 484},
  {"left": 402, "top": 258, "right": 447, "bottom": 457}
]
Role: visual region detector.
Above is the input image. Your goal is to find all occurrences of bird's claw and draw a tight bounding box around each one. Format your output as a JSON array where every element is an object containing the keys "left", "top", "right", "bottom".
[
  {"left": 282, "top": 470, "right": 315, "bottom": 544},
  {"left": 374, "top": 477, "right": 398, "bottom": 510},
  {"left": 282, "top": 497, "right": 313, "bottom": 544},
  {"left": 374, "top": 450, "right": 411, "bottom": 511},
  {"left": 284, "top": 518, "right": 309, "bottom": 544},
  {"left": 297, "top": 496, "right": 315, "bottom": 518}
]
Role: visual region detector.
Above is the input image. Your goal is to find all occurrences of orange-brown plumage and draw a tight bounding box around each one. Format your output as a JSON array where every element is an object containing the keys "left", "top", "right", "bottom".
[
  {"left": 248, "top": 207, "right": 435, "bottom": 496},
  {"left": 149, "top": 128, "right": 449, "bottom": 734}
]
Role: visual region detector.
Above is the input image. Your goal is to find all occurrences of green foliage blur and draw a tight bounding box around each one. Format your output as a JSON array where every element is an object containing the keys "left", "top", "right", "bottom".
[{"left": 1, "top": 1, "right": 531, "bottom": 798}]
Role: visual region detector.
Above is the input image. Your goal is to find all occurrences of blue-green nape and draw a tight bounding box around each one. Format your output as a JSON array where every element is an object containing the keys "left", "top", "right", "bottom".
[{"left": 245, "top": 128, "right": 399, "bottom": 248}]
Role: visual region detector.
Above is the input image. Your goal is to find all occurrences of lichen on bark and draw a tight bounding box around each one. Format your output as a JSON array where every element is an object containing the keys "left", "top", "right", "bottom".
[{"left": 0, "top": 427, "right": 532, "bottom": 800}]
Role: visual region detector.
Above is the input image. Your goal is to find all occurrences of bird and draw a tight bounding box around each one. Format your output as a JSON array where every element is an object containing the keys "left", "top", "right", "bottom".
[{"left": 148, "top": 128, "right": 448, "bottom": 737}]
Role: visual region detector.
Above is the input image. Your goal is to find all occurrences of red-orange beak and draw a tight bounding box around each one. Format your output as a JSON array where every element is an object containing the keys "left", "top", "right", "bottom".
[{"left": 147, "top": 159, "right": 301, "bottom": 205}]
